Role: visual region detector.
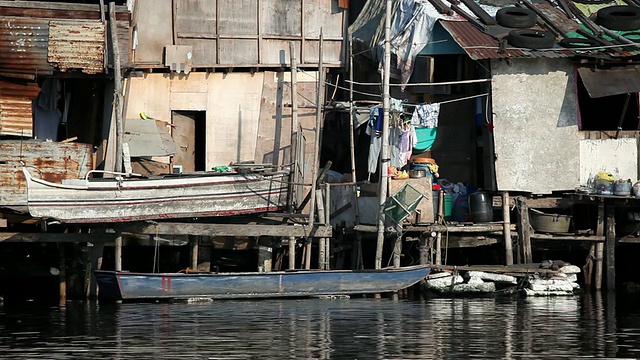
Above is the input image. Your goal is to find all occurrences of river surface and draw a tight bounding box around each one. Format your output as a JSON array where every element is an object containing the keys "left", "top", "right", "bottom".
[{"left": 0, "top": 292, "right": 639, "bottom": 359}]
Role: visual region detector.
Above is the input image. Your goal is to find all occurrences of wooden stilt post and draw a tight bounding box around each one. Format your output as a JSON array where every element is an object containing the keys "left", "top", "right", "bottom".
[
  {"left": 595, "top": 202, "right": 605, "bottom": 290},
  {"left": 393, "top": 232, "right": 401, "bottom": 268},
  {"left": 288, "top": 41, "right": 299, "bottom": 213},
  {"left": 306, "top": 30, "right": 325, "bottom": 270},
  {"left": 419, "top": 234, "right": 429, "bottom": 265},
  {"left": 502, "top": 191, "right": 513, "bottom": 265},
  {"left": 288, "top": 237, "right": 296, "bottom": 269},
  {"left": 257, "top": 246, "right": 272, "bottom": 273},
  {"left": 190, "top": 236, "right": 198, "bottom": 270},
  {"left": 375, "top": 0, "right": 392, "bottom": 270},
  {"left": 316, "top": 190, "right": 326, "bottom": 270},
  {"left": 516, "top": 197, "right": 532, "bottom": 264},
  {"left": 109, "top": 2, "right": 123, "bottom": 174},
  {"left": 605, "top": 205, "right": 616, "bottom": 291},
  {"left": 324, "top": 183, "right": 331, "bottom": 269},
  {"left": 115, "top": 233, "right": 122, "bottom": 271},
  {"left": 87, "top": 241, "right": 104, "bottom": 300},
  {"left": 435, "top": 190, "right": 444, "bottom": 265},
  {"left": 59, "top": 243, "right": 66, "bottom": 303},
  {"left": 584, "top": 243, "right": 595, "bottom": 289}
]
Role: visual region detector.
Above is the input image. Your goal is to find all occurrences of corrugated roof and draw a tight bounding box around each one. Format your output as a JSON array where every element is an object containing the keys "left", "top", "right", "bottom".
[
  {"left": 0, "top": 17, "right": 53, "bottom": 76},
  {"left": 48, "top": 20, "right": 105, "bottom": 74},
  {"left": 0, "top": 80, "right": 40, "bottom": 136}
]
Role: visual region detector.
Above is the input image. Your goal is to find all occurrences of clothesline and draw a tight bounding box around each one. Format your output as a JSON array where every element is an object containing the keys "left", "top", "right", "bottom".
[{"left": 345, "top": 78, "right": 491, "bottom": 87}]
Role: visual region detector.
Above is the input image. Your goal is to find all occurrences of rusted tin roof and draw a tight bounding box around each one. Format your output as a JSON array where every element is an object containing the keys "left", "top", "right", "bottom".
[
  {"left": 0, "top": 140, "right": 93, "bottom": 208},
  {"left": 0, "top": 17, "right": 53, "bottom": 77},
  {"left": 48, "top": 20, "right": 105, "bottom": 74},
  {"left": 0, "top": 80, "right": 40, "bottom": 137}
]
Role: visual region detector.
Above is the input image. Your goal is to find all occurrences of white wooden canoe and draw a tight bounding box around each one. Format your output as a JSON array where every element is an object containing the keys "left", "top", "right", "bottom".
[{"left": 22, "top": 167, "right": 289, "bottom": 223}]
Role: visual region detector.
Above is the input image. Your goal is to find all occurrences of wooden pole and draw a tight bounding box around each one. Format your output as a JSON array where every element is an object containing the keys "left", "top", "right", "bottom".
[
  {"left": 435, "top": 190, "right": 443, "bottom": 265},
  {"left": 393, "top": 233, "right": 401, "bottom": 268},
  {"left": 516, "top": 197, "right": 532, "bottom": 264},
  {"left": 502, "top": 191, "right": 513, "bottom": 265},
  {"left": 288, "top": 41, "right": 299, "bottom": 213},
  {"left": 109, "top": 2, "right": 124, "bottom": 173},
  {"left": 306, "top": 30, "right": 325, "bottom": 269},
  {"left": 288, "top": 237, "right": 296, "bottom": 269},
  {"left": 595, "top": 202, "right": 605, "bottom": 290},
  {"left": 190, "top": 236, "right": 198, "bottom": 270},
  {"left": 59, "top": 243, "right": 66, "bottom": 303},
  {"left": 324, "top": 183, "right": 331, "bottom": 269},
  {"left": 375, "top": 0, "right": 392, "bottom": 270},
  {"left": 348, "top": 35, "right": 357, "bottom": 185},
  {"left": 605, "top": 205, "right": 616, "bottom": 291},
  {"left": 584, "top": 243, "right": 595, "bottom": 289},
  {"left": 316, "top": 190, "right": 326, "bottom": 270},
  {"left": 115, "top": 233, "right": 122, "bottom": 271}
]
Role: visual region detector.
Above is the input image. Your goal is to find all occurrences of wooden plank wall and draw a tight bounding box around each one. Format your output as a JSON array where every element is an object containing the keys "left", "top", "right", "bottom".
[
  {"left": 133, "top": 0, "right": 344, "bottom": 68},
  {"left": 124, "top": 73, "right": 259, "bottom": 168}
]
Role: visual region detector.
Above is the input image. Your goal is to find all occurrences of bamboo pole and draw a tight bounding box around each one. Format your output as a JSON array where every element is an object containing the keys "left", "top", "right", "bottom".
[
  {"left": 288, "top": 41, "right": 299, "bottom": 213},
  {"left": 305, "top": 30, "right": 325, "bottom": 269},
  {"left": 605, "top": 206, "right": 616, "bottom": 290},
  {"left": 502, "top": 191, "right": 513, "bottom": 265},
  {"left": 324, "top": 183, "right": 331, "bottom": 269},
  {"left": 348, "top": 35, "right": 357, "bottom": 185},
  {"left": 435, "top": 190, "right": 443, "bottom": 265},
  {"left": 288, "top": 237, "right": 296, "bottom": 269},
  {"left": 375, "top": 0, "right": 392, "bottom": 270},
  {"left": 190, "top": 236, "right": 198, "bottom": 270},
  {"left": 109, "top": 2, "right": 124, "bottom": 173},
  {"left": 115, "top": 233, "right": 122, "bottom": 271}
]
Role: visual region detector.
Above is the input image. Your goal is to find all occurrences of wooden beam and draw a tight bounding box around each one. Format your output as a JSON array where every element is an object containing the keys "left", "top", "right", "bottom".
[
  {"left": 445, "top": 235, "right": 499, "bottom": 248},
  {"left": 113, "top": 223, "right": 332, "bottom": 238},
  {"left": 115, "top": 233, "right": 122, "bottom": 272},
  {"left": 530, "top": 234, "right": 605, "bottom": 241},
  {"left": 429, "top": 263, "right": 560, "bottom": 274},
  {"left": 404, "top": 223, "right": 513, "bottom": 233},
  {"left": 605, "top": 206, "right": 616, "bottom": 290},
  {"left": 0, "top": 232, "right": 115, "bottom": 243},
  {"left": 288, "top": 237, "right": 296, "bottom": 269}
]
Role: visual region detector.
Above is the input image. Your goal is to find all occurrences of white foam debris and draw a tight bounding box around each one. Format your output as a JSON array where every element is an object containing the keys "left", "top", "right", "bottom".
[{"left": 466, "top": 271, "right": 518, "bottom": 284}]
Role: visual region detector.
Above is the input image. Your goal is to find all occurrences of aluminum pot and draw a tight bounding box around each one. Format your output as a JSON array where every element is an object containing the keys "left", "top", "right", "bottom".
[{"left": 409, "top": 169, "right": 426, "bottom": 178}]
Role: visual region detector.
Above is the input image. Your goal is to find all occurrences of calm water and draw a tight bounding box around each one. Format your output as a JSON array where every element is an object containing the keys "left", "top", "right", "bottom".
[{"left": 1, "top": 293, "right": 639, "bottom": 359}]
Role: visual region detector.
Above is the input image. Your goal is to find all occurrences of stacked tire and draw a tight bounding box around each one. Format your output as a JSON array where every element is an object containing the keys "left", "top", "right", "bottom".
[{"left": 496, "top": 7, "right": 555, "bottom": 49}]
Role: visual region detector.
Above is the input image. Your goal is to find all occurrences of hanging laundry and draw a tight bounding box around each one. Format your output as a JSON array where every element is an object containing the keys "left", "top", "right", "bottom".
[
  {"left": 411, "top": 103, "right": 440, "bottom": 128},
  {"left": 390, "top": 98, "right": 404, "bottom": 112},
  {"left": 398, "top": 124, "right": 417, "bottom": 166},
  {"left": 365, "top": 106, "right": 383, "bottom": 137},
  {"left": 367, "top": 134, "right": 382, "bottom": 174}
]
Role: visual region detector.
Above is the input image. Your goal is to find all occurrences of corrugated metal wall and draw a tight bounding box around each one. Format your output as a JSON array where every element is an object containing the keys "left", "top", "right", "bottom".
[
  {"left": 0, "top": 17, "right": 53, "bottom": 77},
  {"left": 0, "top": 80, "right": 40, "bottom": 137},
  {"left": 48, "top": 20, "right": 105, "bottom": 74}
]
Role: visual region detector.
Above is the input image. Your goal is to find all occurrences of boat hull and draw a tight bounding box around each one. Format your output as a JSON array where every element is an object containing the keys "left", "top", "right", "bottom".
[
  {"left": 94, "top": 266, "right": 431, "bottom": 300},
  {"left": 22, "top": 168, "right": 289, "bottom": 223}
]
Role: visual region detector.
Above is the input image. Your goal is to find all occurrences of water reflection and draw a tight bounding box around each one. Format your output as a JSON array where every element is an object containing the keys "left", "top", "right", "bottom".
[{"left": 0, "top": 293, "right": 639, "bottom": 359}]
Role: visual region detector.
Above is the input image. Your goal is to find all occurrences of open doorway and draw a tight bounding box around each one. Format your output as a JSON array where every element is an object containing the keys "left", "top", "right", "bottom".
[{"left": 171, "top": 110, "right": 206, "bottom": 173}]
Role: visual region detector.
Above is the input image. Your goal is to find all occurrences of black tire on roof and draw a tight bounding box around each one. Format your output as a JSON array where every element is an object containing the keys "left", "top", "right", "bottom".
[
  {"left": 559, "top": 37, "right": 602, "bottom": 48},
  {"left": 596, "top": 6, "right": 640, "bottom": 31},
  {"left": 496, "top": 7, "right": 537, "bottom": 28},
  {"left": 507, "top": 29, "right": 555, "bottom": 49}
]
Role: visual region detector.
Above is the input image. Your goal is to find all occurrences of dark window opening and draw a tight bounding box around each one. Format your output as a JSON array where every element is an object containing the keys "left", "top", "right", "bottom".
[{"left": 577, "top": 74, "right": 640, "bottom": 131}]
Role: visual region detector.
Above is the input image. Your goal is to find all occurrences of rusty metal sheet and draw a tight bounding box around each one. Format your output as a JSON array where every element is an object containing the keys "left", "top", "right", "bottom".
[
  {"left": 0, "top": 80, "right": 40, "bottom": 136},
  {"left": 48, "top": 20, "right": 105, "bottom": 74},
  {"left": 578, "top": 65, "right": 640, "bottom": 98},
  {"left": 0, "top": 17, "right": 53, "bottom": 76},
  {"left": 0, "top": 140, "right": 93, "bottom": 208}
]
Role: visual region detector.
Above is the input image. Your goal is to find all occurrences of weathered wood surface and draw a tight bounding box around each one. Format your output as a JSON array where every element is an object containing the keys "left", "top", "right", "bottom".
[
  {"left": 516, "top": 197, "right": 532, "bottom": 263},
  {"left": 530, "top": 234, "right": 605, "bottom": 241},
  {"left": 605, "top": 206, "right": 615, "bottom": 290},
  {"left": 114, "top": 222, "right": 332, "bottom": 238},
  {"left": 94, "top": 265, "right": 430, "bottom": 300},
  {"left": 430, "top": 264, "right": 560, "bottom": 274},
  {"left": 595, "top": 202, "right": 605, "bottom": 290}
]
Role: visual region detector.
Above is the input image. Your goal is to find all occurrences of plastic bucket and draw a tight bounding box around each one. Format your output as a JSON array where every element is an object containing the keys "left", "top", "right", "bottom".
[
  {"left": 468, "top": 191, "right": 493, "bottom": 222},
  {"left": 444, "top": 193, "right": 453, "bottom": 221}
]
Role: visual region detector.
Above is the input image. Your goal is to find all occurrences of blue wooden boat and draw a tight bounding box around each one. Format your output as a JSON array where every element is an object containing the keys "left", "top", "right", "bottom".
[{"left": 94, "top": 265, "right": 430, "bottom": 300}]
